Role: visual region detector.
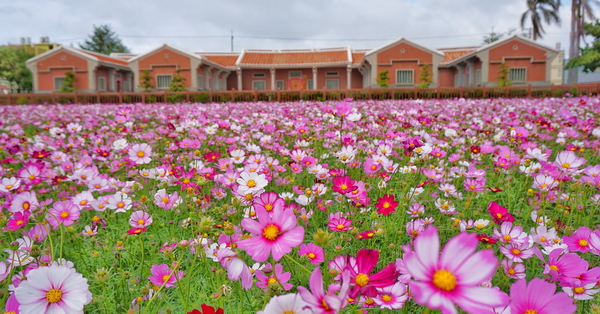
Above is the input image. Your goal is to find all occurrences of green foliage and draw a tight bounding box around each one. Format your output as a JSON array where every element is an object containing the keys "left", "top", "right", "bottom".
[
  {"left": 497, "top": 62, "right": 512, "bottom": 87},
  {"left": 376, "top": 70, "right": 390, "bottom": 88},
  {"left": 16, "top": 96, "right": 30, "bottom": 105},
  {"left": 0, "top": 46, "right": 34, "bottom": 92},
  {"left": 417, "top": 64, "right": 432, "bottom": 88},
  {"left": 60, "top": 71, "right": 75, "bottom": 93},
  {"left": 169, "top": 69, "right": 187, "bottom": 92},
  {"left": 483, "top": 29, "right": 504, "bottom": 44},
  {"left": 520, "top": 0, "right": 561, "bottom": 40},
  {"left": 79, "top": 24, "right": 130, "bottom": 55},
  {"left": 140, "top": 70, "right": 154, "bottom": 92},
  {"left": 566, "top": 19, "right": 600, "bottom": 73}
]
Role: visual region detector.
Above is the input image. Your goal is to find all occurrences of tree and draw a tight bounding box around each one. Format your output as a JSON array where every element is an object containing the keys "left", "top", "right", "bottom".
[
  {"left": 139, "top": 70, "right": 154, "bottom": 91},
  {"left": 568, "top": 0, "right": 600, "bottom": 83},
  {"left": 483, "top": 28, "right": 504, "bottom": 44},
  {"left": 520, "top": 0, "right": 561, "bottom": 40},
  {"left": 79, "top": 24, "right": 130, "bottom": 55},
  {"left": 376, "top": 70, "right": 390, "bottom": 87},
  {"left": 417, "top": 64, "right": 432, "bottom": 88},
  {"left": 0, "top": 46, "right": 34, "bottom": 92},
  {"left": 59, "top": 72, "right": 75, "bottom": 92},
  {"left": 566, "top": 19, "right": 600, "bottom": 72},
  {"left": 169, "top": 69, "right": 187, "bottom": 92},
  {"left": 497, "top": 62, "right": 512, "bottom": 87}
]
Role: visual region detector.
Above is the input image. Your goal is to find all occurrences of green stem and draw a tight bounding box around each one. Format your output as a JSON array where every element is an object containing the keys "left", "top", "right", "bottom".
[
  {"left": 423, "top": 307, "right": 432, "bottom": 314},
  {"left": 283, "top": 253, "right": 312, "bottom": 275},
  {"left": 138, "top": 235, "right": 145, "bottom": 284},
  {"left": 59, "top": 224, "right": 64, "bottom": 260}
]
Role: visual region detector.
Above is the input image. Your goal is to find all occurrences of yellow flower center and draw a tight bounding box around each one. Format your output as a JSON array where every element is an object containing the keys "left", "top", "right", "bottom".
[
  {"left": 262, "top": 224, "right": 280, "bottom": 241},
  {"left": 80, "top": 200, "right": 88, "bottom": 205},
  {"left": 137, "top": 151, "right": 145, "bottom": 157},
  {"left": 265, "top": 204, "right": 273, "bottom": 211},
  {"left": 433, "top": 269, "right": 457, "bottom": 291},
  {"left": 550, "top": 265, "right": 559, "bottom": 271},
  {"left": 5, "top": 184, "right": 12, "bottom": 189},
  {"left": 307, "top": 253, "right": 316, "bottom": 259},
  {"left": 162, "top": 197, "right": 169, "bottom": 204},
  {"left": 524, "top": 310, "right": 538, "bottom": 314},
  {"left": 562, "top": 163, "right": 570, "bottom": 169},
  {"left": 183, "top": 178, "right": 190, "bottom": 184},
  {"left": 503, "top": 235, "right": 511, "bottom": 241},
  {"left": 355, "top": 273, "right": 369, "bottom": 287},
  {"left": 508, "top": 268, "right": 516, "bottom": 275},
  {"left": 383, "top": 202, "right": 390, "bottom": 208},
  {"left": 382, "top": 294, "right": 392, "bottom": 302},
  {"left": 60, "top": 211, "right": 69, "bottom": 218},
  {"left": 23, "top": 202, "right": 30, "bottom": 210},
  {"left": 573, "top": 287, "right": 585, "bottom": 294},
  {"left": 512, "top": 248, "right": 521, "bottom": 255},
  {"left": 247, "top": 180, "right": 256, "bottom": 188},
  {"left": 16, "top": 220, "right": 24, "bottom": 225},
  {"left": 162, "top": 274, "right": 171, "bottom": 283},
  {"left": 540, "top": 237, "right": 546, "bottom": 243},
  {"left": 137, "top": 219, "right": 145, "bottom": 225},
  {"left": 336, "top": 224, "right": 345, "bottom": 230},
  {"left": 46, "top": 288, "right": 63, "bottom": 303},
  {"left": 579, "top": 239, "right": 589, "bottom": 247},
  {"left": 340, "top": 184, "right": 348, "bottom": 190},
  {"left": 117, "top": 202, "right": 125, "bottom": 208},
  {"left": 268, "top": 277, "right": 278, "bottom": 285}
]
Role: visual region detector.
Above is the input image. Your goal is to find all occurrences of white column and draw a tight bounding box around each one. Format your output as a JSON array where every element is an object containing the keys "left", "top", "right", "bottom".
[
  {"left": 312, "top": 67, "right": 317, "bottom": 90},
  {"left": 213, "top": 70, "right": 221, "bottom": 90},
  {"left": 270, "top": 68, "right": 276, "bottom": 90},
  {"left": 237, "top": 69, "right": 242, "bottom": 90},
  {"left": 347, "top": 66, "right": 352, "bottom": 89}
]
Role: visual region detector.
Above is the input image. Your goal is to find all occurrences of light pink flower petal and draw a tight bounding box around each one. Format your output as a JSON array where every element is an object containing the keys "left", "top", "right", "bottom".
[
  {"left": 440, "top": 231, "right": 477, "bottom": 272},
  {"left": 403, "top": 251, "right": 430, "bottom": 281},
  {"left": 454, "top": 250, "right": 498, "bottom": 285},
  {"left": 414, "top": 225, "right": 440, "bottom": 270},
  {"left": 453, "top": 286, "right": 509, "bottom": 312},
  {"left": 238, "top": 237, "right": 271, "bottom": 262},
  {"left": 241, "top": 218, "right": 263, "bottom": 235}
]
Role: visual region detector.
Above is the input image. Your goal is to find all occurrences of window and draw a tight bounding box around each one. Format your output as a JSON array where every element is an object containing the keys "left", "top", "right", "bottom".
[
  {"left": 307, "top": 79, "right": 314, "bottom": 90},
  {"left": 326, "top": 71, "right": 339, "bottom": 76},
  {"left": 54, "top": 77, "right": 65, "bottom": 91},
  {"left": 276, "top": 80, "right": 285, "bottom": 90},
  {"left": 475, "top": 69, "right": 482, "bottom": 85},
  {"left": 325, "top": 79, "right": 339, "bottom": 89},
  {"left": 509, "top": 68, "right": 527, "bottom": 83},
  {"left": 98, "top": 77, "right": 106, "bottom": 91},
  {"left": 123, "top": 79, "right": 130, "bottom": 92},
  {"left": 289, "top": 71, "right": 302, "bottom": 78},
  {"left": 156, "top": 74, "right": 172, "bottom": 89},
  {"left": 197, "top": 75, "right": 203, "bottom": 90},
  {"left": 396, "top": 70, "right": 414, "bottom": 85},
  {"left": 252, "top": 80, "right": 266, "bottom": 90},
  {"left": 253, "top": 73, "right": 266, "bottom": 78}
]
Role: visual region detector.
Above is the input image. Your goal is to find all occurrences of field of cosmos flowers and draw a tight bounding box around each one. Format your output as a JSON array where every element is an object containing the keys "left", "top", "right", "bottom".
[{"left": 1, "top": 96, "right": 600, "bottom": 314}]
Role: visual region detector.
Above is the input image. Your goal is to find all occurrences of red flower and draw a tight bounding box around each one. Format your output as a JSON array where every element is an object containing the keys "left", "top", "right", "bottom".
[
  {"left": 187, "top": 304, "right": 224, "bottom": 314},
  {"left": 127, "top": 227, "right": 146, "bottom": 235},
  {"left": 356, "top": 229, "right": 377, "bottom": 240},
  {"left": 487, "top": 201, "right": 514, "bottom": 224},
  {"left": 477, "top": 234, "right": 497, "bottom": 244},
  {"left": 348, "top": 249, "right": 398, "bottom": 298},
  {"left": 32, "top": 149, "right": 50, "bottom": 159},
  {"left": 203, "top": 151, "right": 221, "bottom": 163},
  {"left": 375, "top": 194, "right": 398, "bottom": 216},
  {"left": 470, "top": 145, "right": 481, "bottom": 154},
  {"left": 487, "top": 187, "right": 503, "bottom": 193}
]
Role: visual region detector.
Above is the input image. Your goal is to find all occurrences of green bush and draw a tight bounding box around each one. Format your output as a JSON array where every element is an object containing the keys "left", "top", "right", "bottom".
[{"left": 16, "top": 96, "right": 30, "bottom": 105}]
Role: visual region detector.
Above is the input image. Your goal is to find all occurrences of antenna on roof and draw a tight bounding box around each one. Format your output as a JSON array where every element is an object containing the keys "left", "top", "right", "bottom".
[{"left": 231, "top": 30, "right": 234, "bottom": 52}]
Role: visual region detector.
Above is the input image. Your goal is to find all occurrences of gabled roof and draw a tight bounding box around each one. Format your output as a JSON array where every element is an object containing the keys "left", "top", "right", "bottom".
[
  {"left": 127, "top": 43, "right": 228, "bottom": 71},
  {"left": 351, "top": 50, "right": 368, "bottom": 65},
  {"left": 196, "top": 52, "right": 240, "bottom": 69},
  {"left": 26, "top": 45, "right": 131, "bottom": 69},
  {"left": 438, "top": 47, "right": 479, "bottom": 64},
  {"left": 440, "top": 35, "right": 559, "bottom": 67},
  {"left": 109, "top": 52, "right": 138, "bottom": 61},
  {"left": 366, "top": 37, "right": 444, "bottom": 57},
  {"left": 236, "top": 47, "right": 353, "bottom": 68}
]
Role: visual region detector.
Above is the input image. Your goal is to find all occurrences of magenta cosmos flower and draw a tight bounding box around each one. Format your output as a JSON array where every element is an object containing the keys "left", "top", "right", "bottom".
[
  {"left": 503, "top": 278, "right": 576, "bottom": 314},
  {"left": 129, "top": 210, "right": 153, "bottom": 228},
  {"left": 405, "top": 225, "right": 509, "bottom": 314},
  {"left": 237, "top": 206, "right": 304, "bottom": 262},
  {"left": 148, "top": 264, "right": 184, "bottom": 288},
  {"left": 15, "top": 264, "right": 92, "bottom": 313},
  {"left": 46, "top": 200, "right": 81, "bottom": 227}
]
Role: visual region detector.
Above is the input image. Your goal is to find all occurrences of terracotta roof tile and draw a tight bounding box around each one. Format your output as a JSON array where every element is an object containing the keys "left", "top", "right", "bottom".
[
  {"left": 201, "top": 54, "right": 239, "bottom": 67},
  {"left": 239, "top": 49, "right": 350, "bottom": 66},
  {"left": 439, "top": 48, "right": 478, "bottom": 64},
  {"left": 351, "top": 52, "right": 366, "bottom": 64},
  {"left": 77, "top": 49, "right": 129, "bottom": 66}
]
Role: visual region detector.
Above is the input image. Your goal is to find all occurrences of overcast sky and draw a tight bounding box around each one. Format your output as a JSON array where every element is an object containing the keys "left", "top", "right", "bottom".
[{"left": 0, "top": 0, "right": 579, "bottom": 56}]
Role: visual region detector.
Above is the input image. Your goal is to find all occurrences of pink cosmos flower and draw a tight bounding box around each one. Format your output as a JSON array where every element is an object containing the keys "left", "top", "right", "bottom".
[
  {"left": 128, "top": 143, "right": 152, "bottom": 164},
  {"left": 563, "top": 226, "right": 593, "bottom": 253},
  {"left": 14, "top": 264, "right": 92, "bottom": 313},
  {"left": 499, "top": 241, "right": 534, "bottom": 263},
  {"left": 501, "top": 259, "right": 526, "bottom": 279},
  {"left": 327, "top": 212, "right": 354, "bottom": 232},
  {"left": 347, "top": 249, "right": 398, "bottom": 298},
  {"left": 298, "top": 243, "right": 325, "bottom": 265},
  {"left": 532, "top": 174, "right": 559, "bottom": 191},
  {"left": 502, "top": 278, "right": 576, "bottom": 314},
  {"left": 488, "top": 201, "right": 514, "bottom": 224},
  {"left": 255, "top": 263, "right": 293, "bottom": 292},
  {"left": 0, "top": 177, "right": 21, "bottom": 193},
  {"left": 253, "top": 192, "right": 285, "bottom": 213},
  {"left": 6, "top": 210, "right": 30, "bottom": 231},
  {"left": 331, "top": 175, "right": 358, "bottom": 194},
  {"left": 374, "top": 282, "right": 408, "bottom": 310},
  {"left": 554, "top": 150, "right": 586, "bottom": 172},
  {"left": 153, "top": 189, "right": 180, "bottom": 210},
  {"left": 148, "top": 264, "right": 183, "bottom": 288},
  {"left": 46, "top": 200, "right": 81, "bottom": 227},
  {"left": 217, "top": 247, "right": 253, "bottom": 289},
  {"left": 563, "top": 283, "right": 600, "bottom": 300},
  {"left": 257, "top": 293, "right": 311, "bottom": 314},
  {"left": 405, "top": 225, "right": 509, "bottom": 314},
  {"left": 129, "top": 210, "right": 153, "bottom": 228},
  {"left": 237, "top": 205, "right": 304, "bottom": 262},
  {"left": 297, "top": 267, "right": 351, "bottom": 313},
  {"left": 9, "top": 191, "right": 39, "bottom": 214}
]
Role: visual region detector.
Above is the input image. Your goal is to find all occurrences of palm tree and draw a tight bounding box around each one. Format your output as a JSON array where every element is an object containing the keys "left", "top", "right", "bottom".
[
  {"left": 520, "top": 0, "right": 562, "bottom": 40},
  {"left": 568, "top": 0, "right": 599, "bottom": 83}
]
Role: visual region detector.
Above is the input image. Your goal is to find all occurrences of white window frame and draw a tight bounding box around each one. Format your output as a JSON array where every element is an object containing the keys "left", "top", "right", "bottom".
[
  {"left": 252, "top": 80, "right": 266, "bottom": 90},
  {"left": 509, "top": 68, "right": 527, "bottom": 83},
  {"left": 54, "top": 77, "right": 65, "bottom": 91},
  {"left": 252, "top": 73, "right": 266, "bottom": 78},
  {"left": 307, "top": 79, "right": 314, "bottom": 90},
  {"left": 396, "top": 70, "right": 414, "bottom": 85},
  {"left": 156, "top": 74, "right": 172, "bottom": 89},
  {"left": 326, "top": 71, "right": 339, "bottom": 76},
  {"left": 276, "top": 80, "right": 285, "bottom": 90},
  {"left": 197, "top": 75, "right": 203, "bottom": 90},
  {"left": 289, "top": 70, "right": 302, "bottom": 78},
  {"left": 325, "top": 79, "right": 339, "bottom": 89},
  {"left": 98, "top": 77, "right": 106, "bottom": 91}
]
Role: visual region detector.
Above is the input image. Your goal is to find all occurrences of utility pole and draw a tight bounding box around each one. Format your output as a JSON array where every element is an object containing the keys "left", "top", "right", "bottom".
[{"left": 231, "top": 30, "right": 233, "bottom": 52}]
